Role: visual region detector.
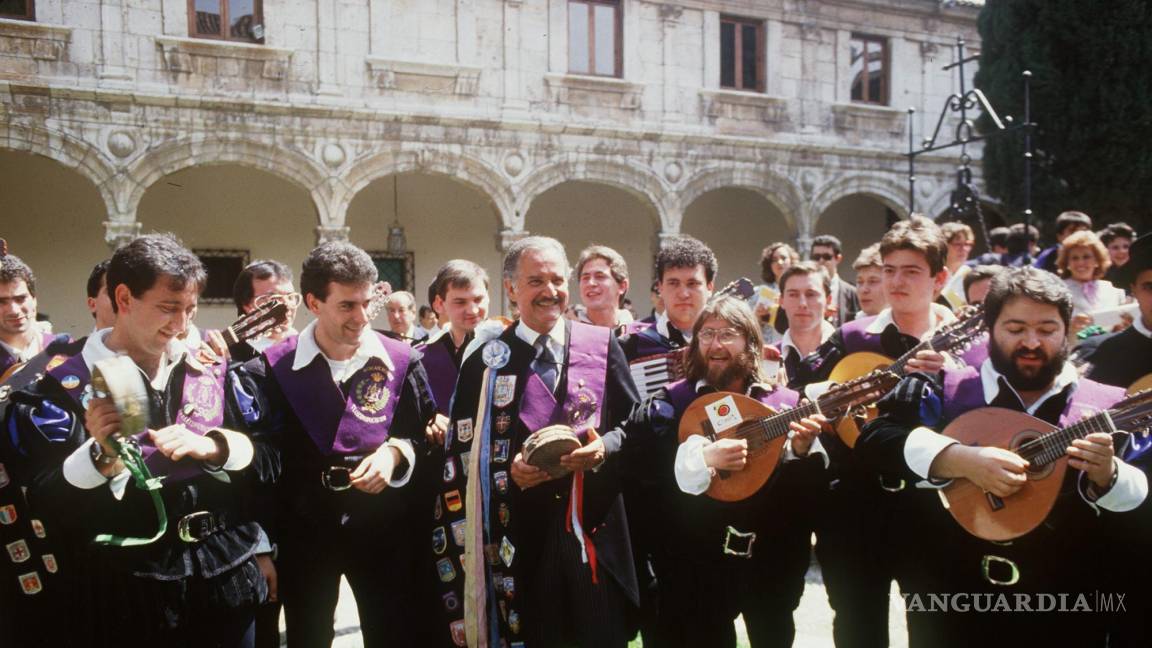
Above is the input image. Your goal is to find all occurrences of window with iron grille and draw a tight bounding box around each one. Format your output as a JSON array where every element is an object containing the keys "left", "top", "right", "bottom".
[
  {"left": 195, "top": 249, "right": 250, "bottom": 305},
  {"left": 849, "top": 34, "right": 889, "bottom": 105},
  {"left": 0, "top": 0, "right": 34, "bottom": 20},
  {"left": 720, "top": 16, "right": 765, "bottom": 92},
  {"left": 568, "top": 0, "right": 621, "bottom": 77},
  {"left": 189, "top": 0, "right": 265, "bottom": 43},
  {"left": 370, "top": 252, "right": 415, "bottom": 294}
]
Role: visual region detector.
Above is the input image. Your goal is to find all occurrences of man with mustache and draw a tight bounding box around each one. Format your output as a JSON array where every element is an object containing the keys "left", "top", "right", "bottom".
[
  {"left": 791, "top": 215, "right": 952, "bottom": 648},
  {"left": 242, "top": 241, "right": 436, "bottom": 648},
  {"left": 434, "top": 236, "right": 640, "bottom": 647},
  {"left": 623, "top": 295, "right": 826, "bottom": 647},
  {"left": 857, "top": 266, "right": 1146, "bottom": 647}
]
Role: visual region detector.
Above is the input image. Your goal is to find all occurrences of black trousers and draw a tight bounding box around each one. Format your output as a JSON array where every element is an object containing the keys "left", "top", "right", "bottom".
[
  {"left": 279, "top": 525, "right": 416, "bottom": 648},
  {"left": 519, "top": 515, "right": 632, "bottom": 648}
]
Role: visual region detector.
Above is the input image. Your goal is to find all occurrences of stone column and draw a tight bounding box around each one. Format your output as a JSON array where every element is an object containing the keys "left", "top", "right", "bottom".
[
  {"left": 315, "top": 225, "right": 350, "bottom": 245},
  {"left": 660, "top": 5, "right": 683, "bottom": 121},
  {"left": 314, "top": 0, "right": 341, "bottom": 95},
  {"left": 103, "top": 220, "right": 141, "bottom": 250},
  {"left": 502, "top": 0, "right": 529, "bottom": 111},
  {"left": 98, "top": 0, "right": 133, "bottom": 82}
]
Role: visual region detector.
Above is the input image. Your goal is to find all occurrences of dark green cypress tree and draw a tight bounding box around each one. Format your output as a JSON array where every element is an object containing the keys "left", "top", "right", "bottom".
[{"left": 975, "top": 0, "right": 1152, "bottom": 236}]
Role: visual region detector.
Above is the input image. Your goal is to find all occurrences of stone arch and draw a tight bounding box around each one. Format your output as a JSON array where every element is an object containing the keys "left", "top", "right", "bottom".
[
  {"left": 0, "top": 122, "right": 120, "bottom": 219},
  {"left": 124, "top": 137, "right": 330, "bottom": 224},
  {"left": 516, "top": 158, "right": 673, "bottom": 232},
  {"left": 678, "top": 166, "right": 804, "bottom": 234},
  {"left": 809, "top": 173, "right": 909, "bottom": 228},
  {"left": 336, "top": 149, "right": 514, "bottom": 230}
]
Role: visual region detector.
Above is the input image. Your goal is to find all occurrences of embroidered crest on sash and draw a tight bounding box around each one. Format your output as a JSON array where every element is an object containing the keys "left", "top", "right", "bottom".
[
  {"left": 493, "top": 375, "right": 516, "bottom": 408},
  {"left": 349, "top": 369, "right": 392, "bottom": 424},
  {"left": 0, "top": 505, "right": 16, "bottom": 525},
  {"left": 18, "top": 571, "right": 42, "bottom": 595},
  {"left": 184, "top": 374, "right": 224, "bottom": 423},
  {"left": 455, "top": 418, "right": 474, "bottom": 442}
]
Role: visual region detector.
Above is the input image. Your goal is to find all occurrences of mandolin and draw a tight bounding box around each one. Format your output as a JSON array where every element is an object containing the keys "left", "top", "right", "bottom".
[
  {"left": 940, "top": 389, "right": 1152, "bottom": 541},
  {"left": 827, "top": 305, "right": 987, "bottom": 447},
  {"left": 678, "top": 370, "right": 900, "bottom": 501}
]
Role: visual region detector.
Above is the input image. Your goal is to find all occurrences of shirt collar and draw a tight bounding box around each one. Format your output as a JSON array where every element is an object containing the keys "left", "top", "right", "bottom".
[
  {"left": 780, "top": 320, "right": 835, "bottom": 359},
  {"left": 81, "top": 328, "right": 197, "bottom": 390},
  {"left": 656, "top": 310, "right": 692, "bottom": 342},
  {"left": 693, "top": 378, "right": 775, "bottom": 397},
  {"left": 0, "top": 331, "right": 46, "bottom": 362},
  {"left": 864, "top": 306, "right": 956, "bottom": 338},
  {"left": 515, "top": 318, "right": 567, "bottom": 354},
  {"left": 292, "top": 320, "right": 395, "bottom": 373},
  {"left": 979, "top": 357, "right": 1079, "bottom": 415},
  {"left": 1132, "top": 314, "right": 1152, "bottom": 339}
]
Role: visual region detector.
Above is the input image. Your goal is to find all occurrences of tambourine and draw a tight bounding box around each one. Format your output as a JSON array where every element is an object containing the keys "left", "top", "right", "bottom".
[
  {"left": 522, "top": 425, "right": 582, "bottom": 478},
  {"left": 91, "top": 355, "right": 151, "bottom": 439}
]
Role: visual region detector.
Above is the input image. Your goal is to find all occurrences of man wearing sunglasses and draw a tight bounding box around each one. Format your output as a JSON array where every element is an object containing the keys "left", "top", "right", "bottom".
[{"left": 809, "top": 235, "right": 860, "bottom": 327}]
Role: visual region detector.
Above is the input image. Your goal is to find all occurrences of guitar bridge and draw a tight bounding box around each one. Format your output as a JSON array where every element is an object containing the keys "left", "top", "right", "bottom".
[{"left": 985, "top": 492, "right": 1005, "bottom": 511}]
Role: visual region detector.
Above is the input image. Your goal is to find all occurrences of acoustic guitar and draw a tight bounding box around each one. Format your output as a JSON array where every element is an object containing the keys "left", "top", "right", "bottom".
[
  {"left": 940, "top": 388, "right": 1152, "bottom": 541},
  {"left": 1128, "top": 373, "right": 1152, "bottom": 395},
  {"left": 827, "top": 305, "right": 986, "bottom": 447},
  {"left": 677, "top": 370, "right": 900, "bottom": 501}
]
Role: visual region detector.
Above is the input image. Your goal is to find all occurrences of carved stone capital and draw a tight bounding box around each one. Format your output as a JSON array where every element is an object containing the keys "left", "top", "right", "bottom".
[
  {"left": 316, "top": 225, "right": 350, "bottom": 245},
  {"left": 103, "top": 221, "right": 141, "bottom": 250}
]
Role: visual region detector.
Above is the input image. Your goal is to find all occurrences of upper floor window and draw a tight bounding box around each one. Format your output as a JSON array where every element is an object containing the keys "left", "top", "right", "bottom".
[
  {"left": 190, "top": 0, "right": 265, "bottom": 44},
  {"left": 849, "top": 34, "right": 888, "bottom": 105},
  {"left": 0, "top": 0, "right": 35, "bottom": 20},
  {"left": 568, "top": 0, "right": 621, "bottom": 77},
  {"left": 720, "top": 16, "right": 764, "bottom": 92}
]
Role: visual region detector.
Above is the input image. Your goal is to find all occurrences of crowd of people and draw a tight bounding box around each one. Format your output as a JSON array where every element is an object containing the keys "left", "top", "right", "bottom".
[{"left": 0, "top": 207, "right": 1149, "bottom": 648}]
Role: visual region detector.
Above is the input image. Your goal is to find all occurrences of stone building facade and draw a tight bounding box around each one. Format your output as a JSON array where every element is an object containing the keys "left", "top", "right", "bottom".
[{"left": 0, "top": 0, "right": 983, "bottom": 332}]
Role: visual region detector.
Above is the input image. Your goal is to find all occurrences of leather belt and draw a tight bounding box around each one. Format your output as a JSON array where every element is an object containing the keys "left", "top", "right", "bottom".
[{"left": 177, "top": 511, "right": 229, "bottom": 543}]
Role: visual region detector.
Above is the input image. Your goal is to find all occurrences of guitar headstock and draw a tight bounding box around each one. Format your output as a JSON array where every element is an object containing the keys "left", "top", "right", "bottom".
[
  {"left": 1111, "top": 388, "right": 1152, "bottom": 438},
  {"left": 929, "top": 303, "right": 987, "bottom": 355},
  {"left": 713, "top": 277, "right": 755, "bottom": 302},
  {"left": 820, "top": 369, "right": 901, "bottom": 415},
  {"left": 365, "top": 281, "right": 394, "bottom": 320},
  {"left": 225, "top": 300, "right": 290, "bottom": 346}
]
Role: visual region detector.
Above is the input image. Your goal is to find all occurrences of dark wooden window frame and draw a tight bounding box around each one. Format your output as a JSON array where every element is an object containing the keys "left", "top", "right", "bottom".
[
  {"left": 0, "top": 0, "right": 36, "bottom": 21},
  {"left": 568, "top": 0, "right": 623, "bottom": 78},
  {"left": 187, "top": 0, "right": 265, "bottom": 44},
  {"left": 850, "top": 33, "right": 889, "bottom": 105},
  {"left": 720, "top": 15, "right": 766, "bottom": 93},
  {"left": 194, "top": 248, "right": 251, "bottom": 305},
  {"left": 368, "top": 251, "right": 416, "bottom": 294}
]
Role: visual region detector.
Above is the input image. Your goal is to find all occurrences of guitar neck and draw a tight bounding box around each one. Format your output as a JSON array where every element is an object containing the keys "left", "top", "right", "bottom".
[
  {"left": 1015, "top": 411, "right": 1116, "bottom": 468},
  {"left": 739, "top": 401, "right": 820, "bottom": 444}
]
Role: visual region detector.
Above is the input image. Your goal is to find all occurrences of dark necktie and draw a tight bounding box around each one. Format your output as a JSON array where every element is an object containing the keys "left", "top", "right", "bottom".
[
  {"left": 668, "top": 326, "right": 688, "bottom": 348},
  {"left": 532, "top": 334, "right": 559, "bottom": 393}
]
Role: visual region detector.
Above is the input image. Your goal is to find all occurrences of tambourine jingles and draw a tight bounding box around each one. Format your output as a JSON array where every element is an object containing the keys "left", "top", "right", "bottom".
[
  {"left": 90, "top": 355, "right": 169, "bottom": 546},
  {"left": 522, "top": 425, "right": 583, "bottom": 478}
]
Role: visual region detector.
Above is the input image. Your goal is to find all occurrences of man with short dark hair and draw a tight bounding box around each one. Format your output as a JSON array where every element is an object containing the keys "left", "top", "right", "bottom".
[
  {"left": 777, "top": 262, "right": 835, "bottom": 385},
  {"left": 228, "top": 259, "right": 300, "bottom": 364},
  {"left": 3, "top": 233, "right": 274, "bottom": 646},
  {"left": 243, "top": 241, "right": 435, "bottom": 648},
  {"left": 575, "top": 245, "right": 633, "bottom": 330},
  {"left": 858, "top": 266, "right": 1146, "bottom": 647},
  {"left": 84, "top": 259, "right": 116, "bottom": 332},
  {"left": 967, "top": 226, "right": 1010, "bottom": 266},
  {"left": 0, "top": 252, "right": 57, "bottom": 377},
  {"left": 1034, "top": 210, "right": 1093, "bottom": 273},
  {"left": 810, "top": 234, "right": 860, "bottom": 326}
]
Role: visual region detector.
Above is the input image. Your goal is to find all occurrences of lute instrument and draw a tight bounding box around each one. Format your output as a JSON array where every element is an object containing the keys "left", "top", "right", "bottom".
[
  {"left": 827, "top": 305, "right": 987, "bottom": 447},
  {"left": 940, "top": 388, "right": 1152, "bottom": 541},
  {"left": 677, "top": 370, "right": 900, "bottom": 501}
]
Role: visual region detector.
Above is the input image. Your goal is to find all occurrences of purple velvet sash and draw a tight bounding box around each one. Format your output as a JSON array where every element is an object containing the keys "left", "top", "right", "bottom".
[
  {"left": 942, "top": 366, "right": 1125, "bottom": 426},
  {"left": 839, "top": 315, "right": 886, "bottom": 354},
  {"left": 420, "top": 337, "right": 458, "bottom": 416},
  {"left": 959, "top": 339, "right": 989, "bottom": 368},
  {"left": 630, "top": 322, "right": 678, "bottom": 357},
  {"left": 665, "top": 378, "right": 799, "bottom": 416},
  {"left": 48, "top": 352, "right": 227, "bottom": 482},
  {"left": 518, "top": 322, "right": 610, "bottom": 437},
  {"left": 265, "top": 332, "right": 412, "bottom": 455},
  {"left": 0, "top": 331, "right": 57, "bottom": 373}
]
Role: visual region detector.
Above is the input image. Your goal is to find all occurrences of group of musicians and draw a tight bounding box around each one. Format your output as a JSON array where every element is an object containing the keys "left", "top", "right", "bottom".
[{"left": 0, "top": 213, "right": 1149, "bottom": 648}]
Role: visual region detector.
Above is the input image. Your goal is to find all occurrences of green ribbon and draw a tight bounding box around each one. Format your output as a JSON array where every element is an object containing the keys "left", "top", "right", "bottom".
[{"left": 91, "top": 440, "right": 168, "bottom": 547}]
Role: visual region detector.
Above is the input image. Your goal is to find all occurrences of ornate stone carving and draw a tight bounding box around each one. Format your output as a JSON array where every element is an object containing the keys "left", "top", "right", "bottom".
[
  {"left": 106, "top": 131, "right": 136, "bottom": 159},
  {"left": 316, "top": 225, "right": 350, "bottom": 244},
  {"left": 103, "top": 220, "right": 141, "bottom": 250},
  {"left": 504, "top": 153, "right": 525, "bottom": 178},
  {"left": 321, "top": 143, "right": 346, "bottom": 168},
  {"left": 663, "top": 161, "right": 683, "bottom": 184}
]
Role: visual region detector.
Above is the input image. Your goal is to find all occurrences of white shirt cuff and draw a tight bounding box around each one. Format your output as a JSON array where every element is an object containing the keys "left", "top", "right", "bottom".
[
  {"left": 903, "top": 426, "right": 958, "bottom": 481},
  {"left": 674, "top": 435, "right": 714, "bottom": 495},
  {"left": 383, "top": 438, "right": 416, "bottom": 487},
  {"left": 1080, "top": 459, "right": 1148, "bottom": 513},
  {"left": 213, "top": 429, "right": 255, "bottom": 472},
  {"left": 783, "top": 435, "right": 830, "bottom": 469},
  {"left": 62, "top": 438, "right": 131, "bottom": 499}
]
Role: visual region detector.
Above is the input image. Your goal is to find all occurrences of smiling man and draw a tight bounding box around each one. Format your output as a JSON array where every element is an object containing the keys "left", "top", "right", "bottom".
[
  {"left": 3, "top": 234, "right": 274, "bottom": 646},
  {"left": 858, "top": 266, "right": 1146, "bottom": 647},
  {"left": 0, "top": 252, "right": 59, "bottom": 377},
  {"left": 242, "top": 241, "right": 435, "bottom": 648},
  {"left": 575, "top": 245, "right": 633, "bottom": 330},
  {"left": 434, "top": 236, "right": 641, "bottom": 648}
]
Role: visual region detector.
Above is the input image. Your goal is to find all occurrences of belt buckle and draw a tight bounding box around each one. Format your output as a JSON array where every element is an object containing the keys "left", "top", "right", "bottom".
[
  {"left": 322, "top": 466, "right": 353, "bottom": 491},
  {"left": 722, "top": 526, "right": 756, "bottom": 559},
  {"left": 879, "top": 475, "right": 906, "bottom": 492},
  {"left": 178, "top": 511, "right": 214, "bottom": 543},
  {"left": 981, "top": 554, "right": 1020, "bottom": 586}
]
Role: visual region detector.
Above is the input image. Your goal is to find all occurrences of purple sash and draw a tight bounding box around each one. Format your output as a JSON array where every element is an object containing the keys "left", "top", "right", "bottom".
[
  {"left": 265, "top": 332, "right": 412, "bottom": 456},
  {"left": 839, "top": 315, "right": 886, "bottom": 355},
  {"left": 942, "top": 366, "right": 1124, "bottom": 426},
  {"left": 420, "top": 338, "right": 459, "bottom": 417},
  {"left": 959, "top": 339, "right": 989, "bottom": 367},
  {"left": 48, "top": 352, "right": 227, "bottom": 482},
  {"left": 628, "top": 321, "right": 678, "bottom": 358},
  {"left": 665, "top": 378, "right": 799, "bottom": 415},
  {"left": 518, "top": 323, "right": 610, "bottom": 437}
]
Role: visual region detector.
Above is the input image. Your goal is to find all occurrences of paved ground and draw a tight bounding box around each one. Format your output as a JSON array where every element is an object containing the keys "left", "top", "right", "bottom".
[{"left": 285, "top": 549, "right": 909, "bottom": 648}]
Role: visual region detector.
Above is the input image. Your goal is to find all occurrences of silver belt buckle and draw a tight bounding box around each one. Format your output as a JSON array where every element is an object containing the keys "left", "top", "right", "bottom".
[
  {"left": 879, "top": 475, "right": 906, "bottom": 492},
  {"left": 981, "top": 554, "right": 1020, "bottom": 586},
  {"left": 321, "top": 466, "right": 353, "bottom": 491},
  {"left": 722, "top": 526, "right": 756, "bottom": 559},
  {"left": 177, "top": 511, "right": 214, "bottom": 543}
]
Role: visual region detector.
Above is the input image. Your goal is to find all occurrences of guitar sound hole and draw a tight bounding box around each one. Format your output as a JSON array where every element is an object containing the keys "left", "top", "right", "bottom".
[{"left": 1009, "top": 429, "right": 1054, "bottom": 480}]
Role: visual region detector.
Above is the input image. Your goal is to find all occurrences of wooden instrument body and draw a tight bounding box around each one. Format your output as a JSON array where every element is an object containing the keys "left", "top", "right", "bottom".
[
  {"left": 1129, "top": 372, "right": 1152, "bottom": 395},
  {"left": 940, "top": 407, "right": 1066, "bottom": 542},
  {"left": 677, "top": 392, "right": 784, "bottom": 502},
  {"left": 827, "top": 351, "right": 893, "bottom": 447}
]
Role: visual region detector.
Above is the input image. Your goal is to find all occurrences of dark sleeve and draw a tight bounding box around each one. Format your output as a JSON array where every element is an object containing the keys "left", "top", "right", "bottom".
[
  {"left": 598, "top": 334, "right": 642, "bottom": 457},
  {"left": 621, "top": 389, "right": 678, "bottom": 489},
  {"left": 856, "top": 372, "right": 943, "bottom": 483},
  {"left": 389, "top": 349, "right": 436, "bottom": 469},
  {"left": 225, "top": 359, "right": 281, "bottom": 485},
  {"left": 788, "top": 329, "right": 847, "bottom": 390}
]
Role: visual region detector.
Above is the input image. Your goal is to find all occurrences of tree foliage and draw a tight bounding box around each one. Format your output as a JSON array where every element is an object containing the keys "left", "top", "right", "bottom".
[{"left": 975, "top": 0, "right": 1152, "bottom": 236}]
